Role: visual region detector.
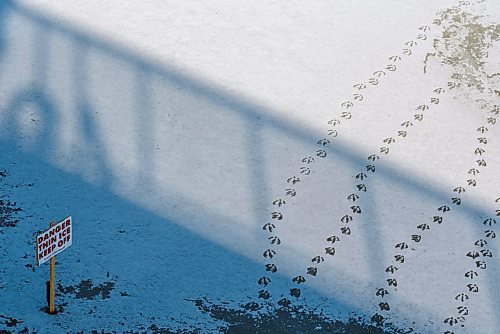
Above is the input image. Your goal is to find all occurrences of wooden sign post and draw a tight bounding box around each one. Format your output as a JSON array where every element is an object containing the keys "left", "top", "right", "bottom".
[
  {"left": 49, "top": 221, "right": 56, "bottom": 314},
  {"left": 36, "top": 216, "right": 72, "bottom": 314}
]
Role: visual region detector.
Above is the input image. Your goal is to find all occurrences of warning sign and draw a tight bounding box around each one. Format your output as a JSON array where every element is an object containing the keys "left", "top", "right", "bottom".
[{"left": 36, "top": 216, "right": 72, "bottom": 266}]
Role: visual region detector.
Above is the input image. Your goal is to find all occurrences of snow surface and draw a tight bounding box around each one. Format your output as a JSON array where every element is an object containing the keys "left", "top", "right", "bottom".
[{"left": 1, "top": 0, "right": 500, "bottom": 333}]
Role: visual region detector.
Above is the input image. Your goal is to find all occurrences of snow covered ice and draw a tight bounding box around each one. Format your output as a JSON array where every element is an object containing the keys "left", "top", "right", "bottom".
[{"left": 1, "top": 0, "right": 500, "bottom": 333}]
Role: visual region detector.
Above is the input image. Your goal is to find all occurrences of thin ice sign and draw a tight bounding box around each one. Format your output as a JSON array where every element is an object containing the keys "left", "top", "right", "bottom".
[{"left": 36, "top": 216, "right": 72, "bottom": 265}]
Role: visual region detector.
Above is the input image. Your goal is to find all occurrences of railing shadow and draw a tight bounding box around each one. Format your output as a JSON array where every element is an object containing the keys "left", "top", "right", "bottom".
[{"left": 0, "top": 1, "right": 498, "bottom": 333}]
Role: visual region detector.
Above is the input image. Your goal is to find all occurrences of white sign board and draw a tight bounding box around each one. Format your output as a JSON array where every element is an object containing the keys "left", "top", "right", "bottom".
[{"left": 36, "top": 216, "right": 72, "bottom": 266}]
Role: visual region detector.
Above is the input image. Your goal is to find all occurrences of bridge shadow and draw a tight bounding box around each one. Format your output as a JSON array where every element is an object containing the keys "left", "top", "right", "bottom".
[{"left": 0, "top": 1, "right": 498, "bottom": 333}]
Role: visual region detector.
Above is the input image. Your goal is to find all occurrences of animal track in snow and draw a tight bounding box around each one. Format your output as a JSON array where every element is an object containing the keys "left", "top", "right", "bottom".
[
  {"left": 257, "top": 3, "right": 500, "bottom": 333},
  {"left": 258, "top": 17, "right": 433, "bottom": 301}
]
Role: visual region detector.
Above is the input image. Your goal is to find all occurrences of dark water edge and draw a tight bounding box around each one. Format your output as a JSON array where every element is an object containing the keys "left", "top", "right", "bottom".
[{"left": 187, "top": 298, "right": 406, "bottom": 334}]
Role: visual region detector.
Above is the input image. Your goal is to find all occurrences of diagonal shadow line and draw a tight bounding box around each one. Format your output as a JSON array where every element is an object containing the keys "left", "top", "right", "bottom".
[
  {"left": 11, "top": 0, "right": 499, "bottom": 227},
  {"left": 0, "top": 1, "right": 498, "bottom": 332},
  {"left": 7, "top": 0, "right": 499, "bottom": 225}
]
